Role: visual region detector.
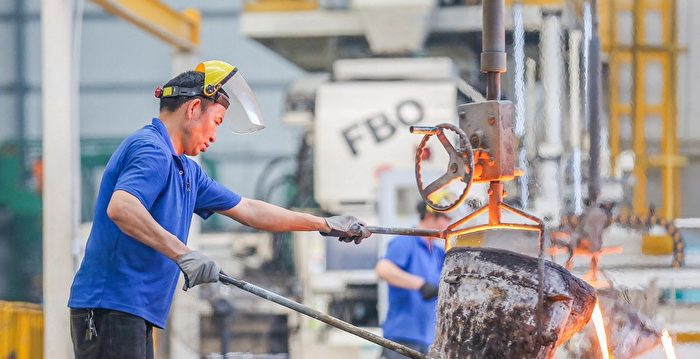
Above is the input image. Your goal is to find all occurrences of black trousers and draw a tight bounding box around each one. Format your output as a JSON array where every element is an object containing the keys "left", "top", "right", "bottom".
[
  {"left": 381, "top": 340, "right": 429, "bottom": 359},
  {"left": 70, "top": 308, "right": 154, "bottom": 359}
]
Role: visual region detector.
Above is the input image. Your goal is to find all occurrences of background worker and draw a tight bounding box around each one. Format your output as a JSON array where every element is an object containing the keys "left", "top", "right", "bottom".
[
  {"left": 67, "top": 60, "right": 370, "bottom": 359},
  {"left": 375, "top": 198, "right": 451, "bottom": 358}
]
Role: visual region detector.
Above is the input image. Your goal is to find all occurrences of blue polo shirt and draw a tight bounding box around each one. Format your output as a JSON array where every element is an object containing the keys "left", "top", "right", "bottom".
[
  {"left": 68, "top": 118, "right": 241, "bottom": 328},
  {"left": 382, "top": 235, "right": 445, "bottom": 347}
]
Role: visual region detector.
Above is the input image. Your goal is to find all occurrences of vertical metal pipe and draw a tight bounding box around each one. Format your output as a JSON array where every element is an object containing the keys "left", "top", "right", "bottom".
[
  {"left": 536, "top": 11, "right": 563, "bottom": 225},
  {"left": 486, "top": 74, "right": 501, "bottom": 100},
  {"left": 15, "top": 0, "right": 26, "bottom": 183},
  {"left": 482, "top": 0, "right": 506, "bottom": 101},
  {"left": 220, "top": 312, "right": 230, "bottom": 355},
  {"left": 513, "top": 1, "right": 529, "bottom": 209},
  {"left": 488, "top": 182, "right": 503, "bottom": 225},
  {"left": 569, "top": 30, "right": 584, "bottom": 214},
  {"left": 482, "top": 0, "right": 506, "bottom": 57},
  {"left": 540, "top": 11, "right": 564, "bottom": 156},
  {"left": 582, "top": 2, "right": 592, "bottom": 132},
  {"left": 525, "top": 58, "right": 537, "bottom": 160},
  {"left": 513, "top": 1, "right": 526, "bottom": 136},
  {"left": 587, "top": 0, "right": 602, "bottom": 203}
]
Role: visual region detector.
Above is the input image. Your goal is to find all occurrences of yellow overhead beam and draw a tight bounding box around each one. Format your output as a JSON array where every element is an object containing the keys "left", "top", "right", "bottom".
[
  {"left": 244, "top": 0, "right": 318, "bottom": 12},
  {"left": 90, "top": 0, "right": 200, "bottom": 51}
]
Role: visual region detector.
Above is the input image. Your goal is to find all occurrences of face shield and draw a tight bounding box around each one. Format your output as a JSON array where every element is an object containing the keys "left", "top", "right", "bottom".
[
  {"left": 197, "top": 60, "right": 266, "bottom": 134},
  {"left": 156, "top": 60, "right": 267, "bottom": 134},
  {"left": 218, "top": 71, "right": 266, "bottom": 134}
]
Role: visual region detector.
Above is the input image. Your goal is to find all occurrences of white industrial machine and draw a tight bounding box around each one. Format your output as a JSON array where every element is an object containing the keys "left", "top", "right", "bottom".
[{"left": 313, "top": 57, "right": 459, "bottom": 213}]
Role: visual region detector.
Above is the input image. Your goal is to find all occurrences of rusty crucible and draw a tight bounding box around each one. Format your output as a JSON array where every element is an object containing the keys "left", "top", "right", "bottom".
[{"left": 428, "top": 248, "right": 596, "bottom": 359}]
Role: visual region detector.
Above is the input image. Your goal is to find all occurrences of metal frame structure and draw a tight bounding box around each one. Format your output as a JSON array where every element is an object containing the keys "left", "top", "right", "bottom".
[{"left": 604, "top": 0, "right": 685, "bottom": 219}]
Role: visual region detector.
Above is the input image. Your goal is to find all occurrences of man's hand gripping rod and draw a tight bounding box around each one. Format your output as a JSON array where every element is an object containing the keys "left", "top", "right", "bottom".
[{"left": 218, "top": 273, "right": 428, "bottom": 359}]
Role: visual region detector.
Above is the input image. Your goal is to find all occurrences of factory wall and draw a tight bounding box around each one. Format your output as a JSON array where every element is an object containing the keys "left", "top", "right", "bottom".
[
  {"left": 0, "top": 0, "right": 304, "bottom": 224},
  {"left": 1, "top": 0, "right": 700, "bottom": 219}
]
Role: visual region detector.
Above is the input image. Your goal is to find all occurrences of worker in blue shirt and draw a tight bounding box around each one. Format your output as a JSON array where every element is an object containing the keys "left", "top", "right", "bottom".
[
  {"left": 375, "top": 198, "right": 451, "bottom": 358},
  {"left": 68, "top": 60, "right": 370, "bottom": 359}
]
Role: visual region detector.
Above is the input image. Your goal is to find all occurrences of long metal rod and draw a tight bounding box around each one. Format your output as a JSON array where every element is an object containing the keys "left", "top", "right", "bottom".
[
  {"left": 587, "top": 0, "right": 602, "bottom": 203},
  {"left": 15, "top": 0, "right": 26, "bottom": 182},
  {"left": 366, "top": 226, "right": 444, "bottom": 238},
  {"left": 218, "top": 273, "right": 427, "bottom": 359}
]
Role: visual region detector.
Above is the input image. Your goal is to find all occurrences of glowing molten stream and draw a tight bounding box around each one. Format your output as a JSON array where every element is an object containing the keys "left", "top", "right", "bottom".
[
  {"left": 661, "top": 330, "right": 677, "bottom": 359},
  {"left": 591, "top": 301, "right": 610, "bottom": 359}
]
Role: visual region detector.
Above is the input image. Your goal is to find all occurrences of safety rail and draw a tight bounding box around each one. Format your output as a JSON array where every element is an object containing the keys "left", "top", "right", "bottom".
[{"left": 0, "top": 301, "right": 43, "bottom": 359}]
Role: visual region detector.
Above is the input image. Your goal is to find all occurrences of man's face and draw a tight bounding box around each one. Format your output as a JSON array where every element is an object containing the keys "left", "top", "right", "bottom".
[{"left": 183, "top": 99, "right": 226, "bottom": 156}]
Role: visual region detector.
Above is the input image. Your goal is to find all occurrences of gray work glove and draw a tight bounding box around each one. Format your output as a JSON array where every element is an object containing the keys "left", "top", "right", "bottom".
[
  {"left": 176, "top": 251, "right": 221, "bottom": 291},
  {"left": 419, "top": 282, "right": 439, "bottom": 300},
  {"left": 321, "top": 215, "right": 371, "bottom": 245}
]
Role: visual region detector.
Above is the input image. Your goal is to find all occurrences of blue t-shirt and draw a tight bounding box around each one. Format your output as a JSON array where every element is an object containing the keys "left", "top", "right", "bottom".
[
  {"left": 382, "top": 235, "right": 445, "bottom": 347},
  {"left": 68, "top": 118, "right": 241, "bottom": 328}
]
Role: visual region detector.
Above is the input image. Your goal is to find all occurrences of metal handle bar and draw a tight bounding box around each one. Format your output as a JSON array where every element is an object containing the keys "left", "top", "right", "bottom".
[
  {"left": 366, "top": 226, "right": 445, "bottom": 239},
  {"left": 218, "top": 273, "right": 428, "bottom": 359}
]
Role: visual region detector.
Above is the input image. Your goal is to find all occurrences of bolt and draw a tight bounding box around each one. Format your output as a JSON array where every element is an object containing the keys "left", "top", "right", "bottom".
[
  {"left": 470, "top": 134, "right": 480, "bottom": 146},
  {"left": 488, "top": 116, "right": 496, "bottom": 125}
]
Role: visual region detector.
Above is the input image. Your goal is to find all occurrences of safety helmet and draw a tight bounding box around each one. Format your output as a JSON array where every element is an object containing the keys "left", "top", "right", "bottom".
[
  {"left": 426, "top": 191, "right": 454, "bottom": 214},
  {"left": 418, "top": 191, "right": 456, "bottom": 220},
  {"left": 424, "top": 189, "right": 478, "bottom": 222},
  {"left": 155, "top": 60, "right": 266, "bottom": 134}
]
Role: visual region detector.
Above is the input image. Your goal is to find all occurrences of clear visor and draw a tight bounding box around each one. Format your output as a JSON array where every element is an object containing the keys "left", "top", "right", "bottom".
[{"left": 221, "top": 72, "right": 266, "bottom": 134}]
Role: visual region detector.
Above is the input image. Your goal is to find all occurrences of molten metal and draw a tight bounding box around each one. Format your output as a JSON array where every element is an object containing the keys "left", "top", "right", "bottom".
[
  {"left": 568, "top": 288, "right": 661, "bottom": 358},
  {"left": 591, "top": 301, "right": 610, "bottom": 359},
  {"left": 661, "top": 330, "right": 677, "bottom": 359}
]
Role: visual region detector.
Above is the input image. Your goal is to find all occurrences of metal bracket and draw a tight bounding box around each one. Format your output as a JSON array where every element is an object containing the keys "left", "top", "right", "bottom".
[{"left": 458, "top": 100, "right": 515, "bottom": 182}]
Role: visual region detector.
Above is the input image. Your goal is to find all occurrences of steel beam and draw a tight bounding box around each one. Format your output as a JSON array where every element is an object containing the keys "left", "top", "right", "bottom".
[{"left": 90, "top": 0, "right": 200, "bottom": 51}]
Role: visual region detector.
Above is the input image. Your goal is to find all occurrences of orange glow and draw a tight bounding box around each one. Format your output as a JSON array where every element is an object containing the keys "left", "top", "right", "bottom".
[
  {"left": 661, "top": 330, "right": 677, "bottom": 359},
  {"left": 591, "top": 301, "right": 610, "bottom": 359}
]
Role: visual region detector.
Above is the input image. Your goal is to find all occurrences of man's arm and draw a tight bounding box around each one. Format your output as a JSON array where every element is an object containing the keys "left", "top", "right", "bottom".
[
  {"left": 375, "top": 258, "right": 425, "bottom": 290},
  {"left": 107, "top": 190, "right": 189, "bottom": 261},
  {"left": 218, "top": 198, "right": 331, "bottom": 232},
  {"left": 376, "top": 258, "right": 439, "bottom": 299}
]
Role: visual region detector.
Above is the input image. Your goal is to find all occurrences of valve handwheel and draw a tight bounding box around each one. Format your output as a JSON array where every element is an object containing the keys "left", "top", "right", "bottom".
[{"left": 411, "top": 123, "right": 474, "bottom": 212}]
